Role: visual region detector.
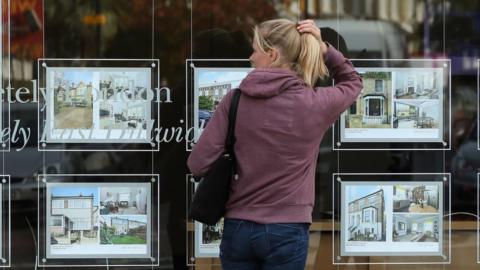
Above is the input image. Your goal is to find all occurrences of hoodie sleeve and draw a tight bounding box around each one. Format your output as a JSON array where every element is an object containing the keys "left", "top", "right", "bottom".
[
  {"left": 314, "top": 45, "right": 363, "bottom": 124},
  {"left": 187, "top": 91, "right": 234, "bottom": 176}
]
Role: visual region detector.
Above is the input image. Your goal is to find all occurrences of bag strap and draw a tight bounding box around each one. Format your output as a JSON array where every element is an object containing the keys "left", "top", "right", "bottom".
[{"left": 225, "top": 88, "right": 241, "bottom": 154}]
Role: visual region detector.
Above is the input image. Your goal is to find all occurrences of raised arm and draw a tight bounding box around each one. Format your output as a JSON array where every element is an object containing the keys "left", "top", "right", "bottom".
[
  {"left": 298, "top": 20, "right": 362, "bottom": 123},
  {"left": 316, "top": 45, "right": 362, "bottom": 122}
]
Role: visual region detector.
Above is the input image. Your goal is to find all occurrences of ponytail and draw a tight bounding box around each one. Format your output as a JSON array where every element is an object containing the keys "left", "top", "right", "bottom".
[
  {"left": 254, "top": 19, "right": 329, "bottom": 87},
  {"left": 298, "top": 34, "right": 329, "bottom": 87}
]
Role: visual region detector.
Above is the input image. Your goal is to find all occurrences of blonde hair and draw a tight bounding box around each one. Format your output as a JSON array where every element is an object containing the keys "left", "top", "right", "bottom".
[{"left": 253, "top": 19, "right": 328, "bottom": 87}]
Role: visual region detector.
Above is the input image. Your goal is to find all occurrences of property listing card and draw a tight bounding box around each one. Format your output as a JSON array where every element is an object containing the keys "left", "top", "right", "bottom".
[
  {"left": 341, "top": 181, "right": 443, "bottom": 256},
  {"left": 45, "top": 67, "right": 153, "bottom": 143},
  {"left": 340, "top": 66, "right": 446, "bottom": 143},
  {"left": 46, "top": 182, "right": 151, "bottom": 259},
  {"left": 191, "top": 181, "right": 223, "bottom": 258}
]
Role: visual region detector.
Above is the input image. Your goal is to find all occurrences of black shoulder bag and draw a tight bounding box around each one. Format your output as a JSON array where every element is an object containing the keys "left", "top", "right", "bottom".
[{"left": 188, "top": 89, "right": 241, "bottom": 226}]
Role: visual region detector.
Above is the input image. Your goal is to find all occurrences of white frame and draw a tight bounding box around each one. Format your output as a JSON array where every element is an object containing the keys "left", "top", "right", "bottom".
[
  {"left": 332, "top": 173, "right": 451, "bottom": 265},
  {"left": 185, "top": 174, "right": 194, "bottom": 265},
  {"left": 45, "top": 67, "right": 152, "bottom": 143},
  {"left": 333, "top": 59, "right": 451, "bottom": 151},
  {"left": 185, "top": 174, "right": 222, "bottom": 266},
  {"left": 37, "top": 174, "right": 160, "bottom": 268},
  {"left": 37, "top": 59, "right": 160, "bottom": 152},
  {"left": 46, "top": 183, "right": 151, "bottom": 259}
]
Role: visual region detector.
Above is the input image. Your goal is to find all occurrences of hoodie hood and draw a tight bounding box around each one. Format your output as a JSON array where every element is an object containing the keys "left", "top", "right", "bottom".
[{"left": 239, "top": 68, "right": 306, "bottom": 98}]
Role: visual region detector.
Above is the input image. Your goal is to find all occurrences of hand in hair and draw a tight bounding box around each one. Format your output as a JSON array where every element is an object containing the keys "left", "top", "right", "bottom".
[
  {"left": 296, "top": 20, "right": 321, "bottom": 39},
  {"left": 296, "top": 20, "right": 328, "bottom": 55}
]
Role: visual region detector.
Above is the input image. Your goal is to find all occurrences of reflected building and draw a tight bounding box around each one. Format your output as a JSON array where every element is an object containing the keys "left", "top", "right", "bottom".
[{"left": 307, "top": 0, "right": 420, "bottom": 30}]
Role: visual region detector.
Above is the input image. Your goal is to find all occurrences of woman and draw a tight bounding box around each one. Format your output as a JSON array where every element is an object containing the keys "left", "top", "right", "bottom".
[{"left": 188, "top": 19, "right": 362, "bottom": 269}]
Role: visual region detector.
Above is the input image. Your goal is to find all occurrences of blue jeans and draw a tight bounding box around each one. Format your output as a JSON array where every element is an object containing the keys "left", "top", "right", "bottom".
[{"left": 220, "top": 218, "right": 310, "bottom": 270}]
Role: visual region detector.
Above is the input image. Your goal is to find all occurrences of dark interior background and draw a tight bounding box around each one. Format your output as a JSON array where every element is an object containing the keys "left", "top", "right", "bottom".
[{"left": 3, "top": 0, "right": 479, "bottom": 269}]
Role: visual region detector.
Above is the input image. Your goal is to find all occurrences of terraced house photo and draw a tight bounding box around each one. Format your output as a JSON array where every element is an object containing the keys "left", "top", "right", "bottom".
[
  {"left": 52, "top": 70, "right": 94, "bottom": 129},
  {"left": 345, "top": 71, "right": 392, "bottom": 128},
  {"left": 346, "top": 186, "right": 386, "bottom": 241},
  {"left": 49, "top": 187, "right": 99, "bottom": 246},
  {"left": 196, "top": 69, "right": 250, "bottom": 129}
]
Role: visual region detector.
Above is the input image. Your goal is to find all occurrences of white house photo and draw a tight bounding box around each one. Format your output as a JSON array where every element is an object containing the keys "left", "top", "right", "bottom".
[{"left": 346, "top": 186, "right": 386, "bottom": 242}]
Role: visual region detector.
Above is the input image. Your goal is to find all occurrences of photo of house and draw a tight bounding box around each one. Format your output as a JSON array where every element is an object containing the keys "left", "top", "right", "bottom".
[
  {"left": 50, "top": 187, "right": 99, "bottom": 246},
  {"left": 99, "top": 101, "right": 149, "bottom": 130},
  {"left": 345, "top": 71, "right": 392, "bottom": 128},
  {"left": 100, "top": 215, "right": 147, "bottom": 245},
  {"left": 393, "top": 214, "right": 440, "bottom": 242},
  {"left": 52, "top": 70, "right": 94, "bottom": 129},
  {"left": 393, "top": 100, "right": 440, "bottom": 129},
  {"left": 201, "top": 219, "right": 224, "bottom": 245},
  {"left": 394, "top": 69, "right": 442, "bottom": 99},
  {"left": 199, "top": 82, "right": 232, "bottom": 105},
  {"left": 99, "top": 70, "right": 150, "bottom": 101},
  {"left": 346, "top": 185, "right": 386, "bottom": 241},
  {"left": 196, "top": 69, "right": 250, "bottom": 128},
  {"left": 197, "top": 70, "right": 249, "bottom": 105},
  {"left": 393, "top": 184, "right": 439, "bottom": 213},
  {"left": 100, "top": 186, "right": 147, "bottom": 215}
]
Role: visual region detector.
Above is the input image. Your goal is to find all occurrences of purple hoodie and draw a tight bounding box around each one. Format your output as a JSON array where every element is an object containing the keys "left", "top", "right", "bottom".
[{"left": 188, "top": 45, "right": 362, "bottom": 223}]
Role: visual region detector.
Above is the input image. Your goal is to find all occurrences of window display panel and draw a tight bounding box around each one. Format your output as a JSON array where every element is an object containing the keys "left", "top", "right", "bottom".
[
  {"left": 48, "top": 184, "right": 150, "bottom": 258},
  {"left": 0, "top": 176, "right": 10, "bottom": 267},
  {"left": 186, "top": 60, "right": 252, "bottom": 151},
  {"left": 343, "top": 183, "right": 441, "bottom": 255},
  {"left": 333, "top": 173, "right": 450, "bottom": 264},
  {"left": 186, "top": 175, "right": 222, "bottom": 265},
  {"left": 37, "top": 174, "right": 159, "bottom": 267},
  {"left": 334, "top": 60, "right": 450, "bottom": 150},
  {"left": 37, "top": 59, "right": 160, "bottom": 151}
]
